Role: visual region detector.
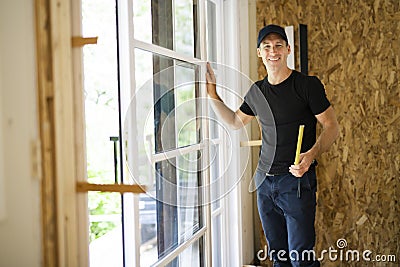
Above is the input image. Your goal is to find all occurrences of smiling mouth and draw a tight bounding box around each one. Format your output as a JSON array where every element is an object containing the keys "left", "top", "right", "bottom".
[{"left": 268, "top": 57, "right": 280, "bottom": 61}]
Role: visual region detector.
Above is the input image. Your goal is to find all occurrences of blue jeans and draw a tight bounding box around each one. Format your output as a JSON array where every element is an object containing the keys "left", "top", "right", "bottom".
[{"left": 256, "top": 169, "right": 320, "bottom": 267}]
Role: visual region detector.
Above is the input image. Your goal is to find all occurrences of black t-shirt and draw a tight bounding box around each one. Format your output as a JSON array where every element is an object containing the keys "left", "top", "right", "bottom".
[{"left": 240, "top": 70, "right": 331, "bottom": 174}]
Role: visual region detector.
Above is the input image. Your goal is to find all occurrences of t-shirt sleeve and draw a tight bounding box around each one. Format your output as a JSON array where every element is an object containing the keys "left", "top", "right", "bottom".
[
  {"left": 239, "top": 95, "right": 255, "bottom": 116},
  {"left": 239, "top": 83, "right": 260, "bottom": 116},
  {"left": 306, "top": 76, "right": 331, "bottom": 115}
]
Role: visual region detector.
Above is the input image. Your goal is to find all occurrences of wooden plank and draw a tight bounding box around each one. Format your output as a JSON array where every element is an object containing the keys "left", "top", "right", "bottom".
[
  {"left": 76, "top": 182, "right": 146, "bottom": 194},
  {"left": 70, "top": 1, "right": 90, "bottom": 266},
  {"left": 50, "top": 0, "right": 78, "bottom": 265},
  {"left": 34, "top": 0, "right": 58, "bottom": 266},
  {"left": 74, "top": 77, "right": 89, "bottom": 264},
  {"left": 71, "top": 36, "right": 98, "bottom": 47},
  {"left": 240, "top": 140, "right": 262, "bottom": 147}
]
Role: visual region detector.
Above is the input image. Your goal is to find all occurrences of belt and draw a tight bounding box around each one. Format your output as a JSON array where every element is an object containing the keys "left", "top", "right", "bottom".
[
  {"left": 266, "top": 172, "right": 289, "bottom": 177},
  {"left": 266, "top": 160, "right": 317, "bottom": 177}
]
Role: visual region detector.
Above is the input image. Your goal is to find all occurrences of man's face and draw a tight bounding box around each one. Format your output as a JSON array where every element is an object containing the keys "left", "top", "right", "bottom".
[{"left": 257, "top": 33, "right": 290, "bottom": 72}]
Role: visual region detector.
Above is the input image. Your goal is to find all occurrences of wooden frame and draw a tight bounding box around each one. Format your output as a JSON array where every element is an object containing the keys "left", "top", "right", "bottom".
[
  {"left": 35, "top": 0, "right": 78, "bottom": 266},
  {"left": 35, "top": 0, "right": 59, "bottom": 265}
]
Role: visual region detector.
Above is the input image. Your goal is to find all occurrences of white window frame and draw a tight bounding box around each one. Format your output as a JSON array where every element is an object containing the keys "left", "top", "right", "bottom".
[
  {"left": 205, "top": 0, "right": 228, "bottom": 266},
  {"left": 119, "top": 0, "right": 212, "bottom": 266},
  {"left": 220, "top": 0, "right": 258, "bottom": 266}
]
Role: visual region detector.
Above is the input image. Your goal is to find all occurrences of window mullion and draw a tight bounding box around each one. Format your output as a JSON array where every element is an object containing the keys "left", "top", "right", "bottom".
[
  {"left": 151, "top": 143, "right": 205, "bottom": 164},
  {"left": 195, "top": 0, "right": 213, "bottom": 265},
  {"left": 133, "top": 39, "right": 202, "bottom": 65}
]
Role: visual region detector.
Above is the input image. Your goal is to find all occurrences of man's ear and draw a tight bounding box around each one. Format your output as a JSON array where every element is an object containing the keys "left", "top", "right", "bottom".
[
  {"left": 287, "top": 44, "right": 291, "bottom": 54},
  {"left": 257, "top": 48, "right": 261, "bottom": 58}
]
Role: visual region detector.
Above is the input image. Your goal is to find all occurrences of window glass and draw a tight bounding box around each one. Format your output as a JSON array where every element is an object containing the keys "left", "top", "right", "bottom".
[
  {"left": 206, "top": 0, "right": 217, "bottom": 62},
  {"left": 170, "top": 237, "right": 203, "bottom": 266},
  {"left": 175, "top": 63, "right": 199, "bottom": 148},
  {"left": 153, "top": 55, "right": 176, "bottom": 153},
  {"left": 132, "top": 0, "right": 152, "bottom": 44},
  {"left": 210, "top": 143, "right": 221, "bottom": 210},
  {"left": 177, "top": 150, "right": 202, "bottom": 237},
  {"left": 175, "top": 0, "right": 195, "bottom": 57},
  {"left": 131, "top": 49, "right": 200, "bottom": 162},
  {"left": 154, "top": 150, "right": 202, "bottom": 257},
  {"left": 133, "top": 0, "right": 200, "bottom": 58},
  {"left": 139, "top": 190, "right": 157, "bottom": 266}
]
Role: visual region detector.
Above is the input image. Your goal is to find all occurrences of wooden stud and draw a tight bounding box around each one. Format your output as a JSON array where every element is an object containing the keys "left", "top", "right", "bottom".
[
  {"left": 35, "top": 0, "right": 59, "bottom": 265},
  {"left": 240, "top": 140, "right": 262, "bottom": 147},
  {"left": 76, "top": 182, "right": 146, "bottom": 194},
  {"left": 71, "top": 36, "right": 98, "bottom": 47}
]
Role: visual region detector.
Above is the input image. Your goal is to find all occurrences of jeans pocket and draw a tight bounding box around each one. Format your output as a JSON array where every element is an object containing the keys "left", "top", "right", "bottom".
[
  {"left": 304, "top": 170, "right": 317, "bottom": 191},
  {"left": 300, "top": 174, "right": 312, "bottom": 191},
  {"left": 254, "top": 170, "right": 268, "bottom": 192}
]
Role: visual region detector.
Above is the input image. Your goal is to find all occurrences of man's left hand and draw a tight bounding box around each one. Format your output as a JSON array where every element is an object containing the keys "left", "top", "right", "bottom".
[{"left": 289, "top": 150, "right": 315, "bottom": 177}]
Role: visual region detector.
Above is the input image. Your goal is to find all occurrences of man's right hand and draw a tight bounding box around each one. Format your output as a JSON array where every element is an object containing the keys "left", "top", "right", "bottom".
[
  {"left": 204, "top": 62, "right": 254, "bottom": 129},
  {"left": 206, "top": 62, "right": 218, "bottom": 99}
]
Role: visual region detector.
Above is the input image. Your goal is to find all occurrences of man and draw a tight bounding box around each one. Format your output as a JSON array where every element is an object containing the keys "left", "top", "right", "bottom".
[{"left": 206, "top": 24, "right": 339, "bottom": 266}]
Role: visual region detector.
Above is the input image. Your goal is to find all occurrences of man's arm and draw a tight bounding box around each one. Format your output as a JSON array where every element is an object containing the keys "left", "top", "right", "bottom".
[
  {"left": 206, "top": 62, "right": 254, "bottom": 130},
  {"left": 289, "top": 106, "right": 339, "bottom": 177}
]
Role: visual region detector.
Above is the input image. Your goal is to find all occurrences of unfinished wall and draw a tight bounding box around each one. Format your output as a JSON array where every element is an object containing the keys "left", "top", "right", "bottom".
[
  {"left": 256, "top": 0, "right": 399, "bottom": 266},
  {"left": 0, "top": 1, "right": 42, "bottom": 267}
]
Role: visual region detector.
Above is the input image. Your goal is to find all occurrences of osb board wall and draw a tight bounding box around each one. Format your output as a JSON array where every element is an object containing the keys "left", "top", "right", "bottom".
[{"left": 255, "top": 0, "right": 399, "bottom": 266}]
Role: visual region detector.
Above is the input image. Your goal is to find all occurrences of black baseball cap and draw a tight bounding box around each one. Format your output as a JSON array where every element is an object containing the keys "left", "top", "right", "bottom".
[{"left": 257, "top": 24, "right": 288, "bottom": 47}]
